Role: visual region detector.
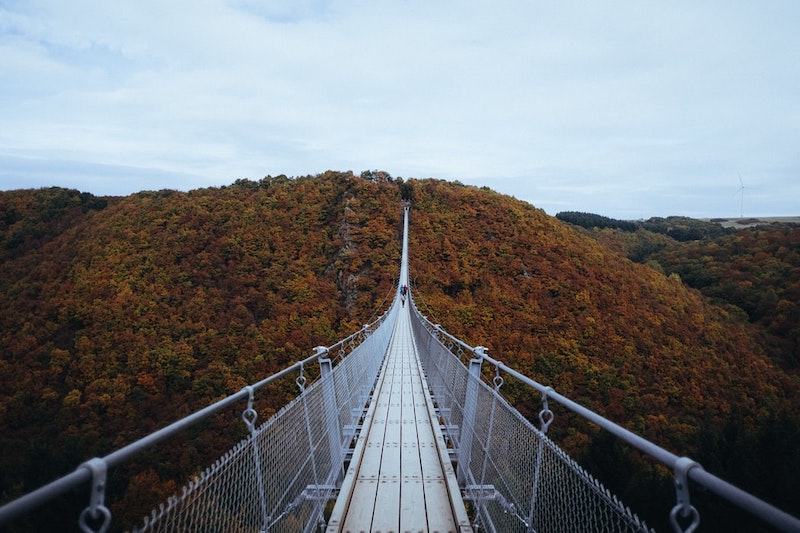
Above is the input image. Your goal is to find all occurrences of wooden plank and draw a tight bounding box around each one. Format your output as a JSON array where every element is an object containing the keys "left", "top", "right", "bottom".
[
  {"left": 400, "top": 480, "right": 427, "bottom": 533},
  {"left": 340, "top": 479, "right": 378, "bottom": 531},
  {"left": 370, "top": 346, "right": 403, "bottom": 532},
  {"left": 400, "top": 358, "right": 427, "bottom": 532}
]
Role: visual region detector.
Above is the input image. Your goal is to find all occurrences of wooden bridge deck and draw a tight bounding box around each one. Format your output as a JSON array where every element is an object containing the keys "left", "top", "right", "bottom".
[{"left": 326, "top": 303, "right": 471, "bottom": 533}]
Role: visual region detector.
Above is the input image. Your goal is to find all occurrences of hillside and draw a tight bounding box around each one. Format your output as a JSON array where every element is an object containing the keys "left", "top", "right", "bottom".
[
  {"left": 568, "top": 215, "right": 800, "bottom": 373},
  {"left": 1, "top": 173, "right": 798, "bottom": 531},
  {"left": 0, "top": 174, "right": 404, "bottom": 529}
]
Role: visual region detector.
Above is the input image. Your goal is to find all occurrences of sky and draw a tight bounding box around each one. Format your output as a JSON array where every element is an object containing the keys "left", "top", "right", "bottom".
[{"left": 1, "top": 1, "right": 798, "bottom": 219}]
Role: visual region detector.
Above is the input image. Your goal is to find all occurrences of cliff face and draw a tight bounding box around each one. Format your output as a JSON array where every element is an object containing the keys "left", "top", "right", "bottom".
[{"left": 1, "top": 173, "right": 797, "bottom": 530}]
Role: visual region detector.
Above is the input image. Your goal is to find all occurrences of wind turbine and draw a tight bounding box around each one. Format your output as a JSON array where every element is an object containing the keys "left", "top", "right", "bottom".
[{"left": 736, "top": 172, "right": 745, "bottom": 218}]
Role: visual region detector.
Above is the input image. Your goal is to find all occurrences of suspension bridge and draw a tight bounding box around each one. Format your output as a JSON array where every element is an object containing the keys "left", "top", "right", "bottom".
[{"left": 1, "top": 206, "right": 799, "bottom": 532}]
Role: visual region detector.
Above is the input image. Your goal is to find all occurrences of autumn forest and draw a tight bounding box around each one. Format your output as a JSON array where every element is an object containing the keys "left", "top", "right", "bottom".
[{"left": 1, "top": 172, "right": 798, "bottom": 531}]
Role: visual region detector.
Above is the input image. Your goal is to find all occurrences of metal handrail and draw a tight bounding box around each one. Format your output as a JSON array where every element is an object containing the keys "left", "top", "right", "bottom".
[{"left": 412, "top": 301, "right": 800, "bottom": 533}]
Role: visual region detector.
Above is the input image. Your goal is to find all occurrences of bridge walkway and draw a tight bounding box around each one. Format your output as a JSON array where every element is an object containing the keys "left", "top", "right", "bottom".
[{"left": 326, "top": 298, "right": 471, "bottom": 533}]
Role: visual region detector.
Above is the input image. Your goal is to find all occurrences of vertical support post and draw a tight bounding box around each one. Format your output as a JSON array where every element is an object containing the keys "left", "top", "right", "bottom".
[
  {"left": 316, "top": 347, "right": 344, "bottom": 485},
  {"left": 458, "top": 347, "right": 486, "bottom": 485}
]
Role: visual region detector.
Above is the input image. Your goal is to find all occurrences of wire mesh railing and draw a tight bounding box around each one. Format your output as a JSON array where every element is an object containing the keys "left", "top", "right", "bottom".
[
  {"left": 409, "top": 297, "right": 800, "bottom": 533},
  {"left": 132, "top": 299, "right": 399, "bottom": 533},
  {"left": 409, "top": 301, "right": 652, "bottom": 533}
]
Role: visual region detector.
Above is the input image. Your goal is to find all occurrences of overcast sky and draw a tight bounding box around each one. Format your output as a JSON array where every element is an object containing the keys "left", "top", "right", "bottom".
[{"left": 1, "top": 1, "right": 798, "bottom": 219}]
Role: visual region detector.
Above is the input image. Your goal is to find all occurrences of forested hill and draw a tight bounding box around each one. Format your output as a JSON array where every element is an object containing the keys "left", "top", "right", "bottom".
[{"left": 1, "top": 172, "right": 798, "bottom": 531}]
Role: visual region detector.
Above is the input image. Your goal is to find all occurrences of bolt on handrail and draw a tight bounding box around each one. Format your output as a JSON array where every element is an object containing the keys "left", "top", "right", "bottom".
[
  {"left": 0, "top": 305, "right": 393, "bottom": 528},
  {"left": 413, "top": 301, "right": 800, "bottom": 533}
]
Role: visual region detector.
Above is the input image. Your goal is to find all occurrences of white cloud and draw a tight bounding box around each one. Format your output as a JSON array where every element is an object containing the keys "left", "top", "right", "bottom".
[{"left": 1, "top": 0, "right": 798, "bottom": 218}]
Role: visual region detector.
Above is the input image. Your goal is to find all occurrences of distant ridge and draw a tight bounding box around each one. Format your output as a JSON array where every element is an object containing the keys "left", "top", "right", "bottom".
[{"left": 703, "top": 215, "right": 800, "bottom": 228}]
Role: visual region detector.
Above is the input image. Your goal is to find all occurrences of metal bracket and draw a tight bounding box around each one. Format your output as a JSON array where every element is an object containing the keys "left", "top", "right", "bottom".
[
  {"left": 314, "top": 345, "right": 329, "bottom": 358},
  {"left": 296, "top": 362, "right": 307, "bottom": 392},
  {"left": 464, "top": 485, "right": 526, "bottom": 527},
  {"left": 78, "top": 458, "right": 111, "bottom": 533},
  {"left": 670, "top": 457, "right": 701, "bottom": 533},
  {"left": 539, "top": 387, "right": 554, "bottom": 434},
  {"left": 242, "top": 385, "right": 258, "bottom": 432}
]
